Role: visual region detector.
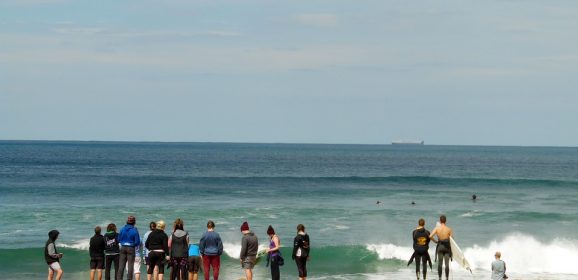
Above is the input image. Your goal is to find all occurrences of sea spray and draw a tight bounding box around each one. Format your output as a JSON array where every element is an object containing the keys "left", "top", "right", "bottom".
[{"left": 465, "top": 233, "right": 578, "bottom": 274}]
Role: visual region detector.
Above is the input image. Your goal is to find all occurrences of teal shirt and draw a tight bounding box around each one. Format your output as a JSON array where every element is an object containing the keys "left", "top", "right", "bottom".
[{"left": 188, "top": 244, "right": 200, "bottom": 257}]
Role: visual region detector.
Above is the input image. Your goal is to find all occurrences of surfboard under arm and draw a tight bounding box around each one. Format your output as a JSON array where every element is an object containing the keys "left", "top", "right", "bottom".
[{"left": 450, "top": 236, "right": 472, "bottom": 273}]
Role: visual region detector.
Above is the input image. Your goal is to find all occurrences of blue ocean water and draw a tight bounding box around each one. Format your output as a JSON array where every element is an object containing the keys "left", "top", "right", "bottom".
[{"left": 1, "top": 141, "right": 577, "bottom": 279}]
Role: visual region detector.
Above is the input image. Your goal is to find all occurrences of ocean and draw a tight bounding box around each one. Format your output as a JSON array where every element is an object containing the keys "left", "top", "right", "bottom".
[{"left": 0, "top": 141, "right": 577, "bottom": 279}]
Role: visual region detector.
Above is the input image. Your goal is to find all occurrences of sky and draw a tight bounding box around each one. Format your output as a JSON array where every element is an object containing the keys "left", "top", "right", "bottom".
[{"left": 1, "top": 0, "right": 578, "bottom": 146}]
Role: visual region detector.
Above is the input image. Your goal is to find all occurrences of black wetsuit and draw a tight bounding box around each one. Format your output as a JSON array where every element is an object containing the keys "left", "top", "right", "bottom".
[
  {"left": 411, "top": 228, "right": 431, "bottom": 279},
  {"left": 437, "top": 239, "right": 452, "bottom": 280}
]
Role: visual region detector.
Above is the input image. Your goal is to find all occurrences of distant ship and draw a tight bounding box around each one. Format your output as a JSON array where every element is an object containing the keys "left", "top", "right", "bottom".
[{"left": 391, "top": 140, "right": 424, "bottom": 145}]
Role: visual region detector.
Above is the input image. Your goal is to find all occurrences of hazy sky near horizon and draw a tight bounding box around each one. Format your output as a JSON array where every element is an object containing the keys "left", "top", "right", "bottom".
[{"left": 2, "top": 0, "right": 578, "bottom": 146}]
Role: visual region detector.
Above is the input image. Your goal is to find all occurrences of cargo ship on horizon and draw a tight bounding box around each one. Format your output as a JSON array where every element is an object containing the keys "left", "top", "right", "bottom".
[{"left": 391, "top": 140, "right": 424, "bottom": 145}]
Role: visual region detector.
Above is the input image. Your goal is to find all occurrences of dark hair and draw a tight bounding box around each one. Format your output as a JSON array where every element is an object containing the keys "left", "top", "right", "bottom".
[
  {"left": 95, "top": 226, "right": 101, "bottom": 235},
  {"left": 440, "top": 215, "right": 446, "bottom": 223},
  {"left": 174, "top": 218, "right": 184, "bottom": 231},
  {"left": 107, "top": 223, "right": 117, "bottom": 232},
  {"left": 418, "top": 218, "right": 425, "bottom": 227},
  {"left": 297, "top": 224, "right": 305, "bottom": 232},
  {"left": 48, "top": 230, "right": 60, "bottom": 241},
  {"left": 267, "top": 225, "right": 275, "bottom": 235},
  {"left": 207, "top": 220, "right": 215, "bottom": 229},
  {"left": 149, "top": 222, "right": 157, "bottom": 230}
]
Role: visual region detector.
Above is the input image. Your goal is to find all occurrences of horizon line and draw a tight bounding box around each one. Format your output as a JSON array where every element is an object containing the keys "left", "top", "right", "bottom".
[{"left": 0, "top": 139, "right": 576, "bottom": 148}]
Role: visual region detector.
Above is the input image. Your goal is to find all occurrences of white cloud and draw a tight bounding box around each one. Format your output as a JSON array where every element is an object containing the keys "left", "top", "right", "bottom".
[
  {"left": 202, "top": 30, "right": 242, "bottom": 37},
  {"left": 293, "top": 13, "right": 338, "bottom": 28},
  {"left": 442, "top": 66, "right": 531, "bottom": 79},
  {"left": 0, "top": 40, "right": 375, "bottom": 73},
  {"left": 53, "top": 27, "right": 107, "bottom": 35},
  {"left": 1, "top": 0, "right": 68, "bottom": 6}
]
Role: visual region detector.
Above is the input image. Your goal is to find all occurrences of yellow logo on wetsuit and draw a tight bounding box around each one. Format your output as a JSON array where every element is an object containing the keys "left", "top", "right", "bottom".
[{"left": 417, "top": 237, "right": 427, "bottom": 246}]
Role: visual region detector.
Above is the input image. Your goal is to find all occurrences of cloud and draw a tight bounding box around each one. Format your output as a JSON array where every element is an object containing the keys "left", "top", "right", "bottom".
[
  {"left": 202, "top": 30, "right": 242, "bottom": 37},
  {"left": 442, "top": 66, "right": 531, "bottom": 79},
  {"left": 0, "top": 39, "right": 373, "bottom": 73},
  {"left": 53, "top": 27, "right": 107, "bottom": 35},
  {"left": 51, "top": 28, "right": 243, "bottom": 42},
  {"left": 293, "top": 13, "right": 338, "bottom": 28},
  {"left": 1, "top": 0, "right": 68, "bottom": 6}
]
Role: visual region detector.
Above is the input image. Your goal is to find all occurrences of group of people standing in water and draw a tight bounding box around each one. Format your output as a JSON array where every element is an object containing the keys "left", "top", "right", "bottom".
[{"left": 44, "top": 215, "right": 311, "bottom": 280}]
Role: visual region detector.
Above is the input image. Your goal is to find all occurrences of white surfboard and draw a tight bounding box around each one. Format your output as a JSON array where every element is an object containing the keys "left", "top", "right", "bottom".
[{"left": 450, "top": 236, "right": 472, "bottom": 273}]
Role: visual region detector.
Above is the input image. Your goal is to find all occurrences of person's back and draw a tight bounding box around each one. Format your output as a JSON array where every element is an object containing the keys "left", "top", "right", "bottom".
[
  {"left": 412, "top": 227, "right": 430, "bottom": 254},
  {"left": 435, "top": 224, "right": 452, "bottom": 241},
  {"left": 89, "top": 227, "right": 106, "bottom": 280},
  {"left": 199, "top": 220, "right": 223, "bottom": 280},
  {"left": 90, "top": 232, "right": 106, "bottom": 259},
  {"left": 146, "top": 228, "right": 169, "bottom": 278},
  {"left": 292, "top": 224, "right": 310, "bottom": 280},
  {"left": 171, "top": 229, "right": 189, "bottom": 258},
  {"left": 104, "top": 231, "right": 120, "bottom": 255},
  {"left": 119, "top": 224, "right": 140, "bottom": 247},
  {"left": 188, "top": 243, "right": 202, "bottom": 280},
  {"left": 430, "top": 215, "right": 453, "bottom": 280},
  {"left": 200, "top": 230, "right": 223, "bottom": 256},
  {"left": 491, "top": 252, "right": 506, "bottom": 280},
  {"left": 103, "top": 224, "right": 120, "bottom": 280},
  {"left": 239, "top": 222, "right": 258, "bottom": 280},
  {"left": 146, "top": 229, "right": 169, "bottom": 252},
  {"left": 411, "top": 219, "right": 430, "bottom": 280},
  {"left": 117, "top": 216, "right": 140, "bottom": 280},
  {"left": 240, "top": 232, "right": 259, "bottom": 259}
]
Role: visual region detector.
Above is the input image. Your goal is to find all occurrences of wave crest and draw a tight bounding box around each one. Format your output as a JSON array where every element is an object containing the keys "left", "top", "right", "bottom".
[{"left": 367, "top": 233, "right": 578, "bottom": 274}]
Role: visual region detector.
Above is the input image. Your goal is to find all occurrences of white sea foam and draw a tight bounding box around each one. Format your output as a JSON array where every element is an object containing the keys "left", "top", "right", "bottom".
[
  {"left": 365, "top": 243, "right": 413, "bottom": 260},
  {"left": 335, "top": 225, "right": 350, "bottom": 230},
  {"left": 61, "top": 238, "right": 90, "bottom": 250},
  {"left": 366, "top": 233, "right": 578, "bottom": 275},
  {"left": 460, "top": 210, "right": 481, "bottom": 217},
  {"left": 465, "top": 233, "right": 578, "bottom": 274},
  {"left": 222, "top": 242, "right": 269, "bottom": 259}
]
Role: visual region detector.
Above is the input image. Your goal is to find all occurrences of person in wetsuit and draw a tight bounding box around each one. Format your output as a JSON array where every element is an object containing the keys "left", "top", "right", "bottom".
[
  {"left": 411, "top": 218, "right": 431, "bottom": 280},
  {"left": 429, "top": 215, "right": 453, "bottom": 280}
]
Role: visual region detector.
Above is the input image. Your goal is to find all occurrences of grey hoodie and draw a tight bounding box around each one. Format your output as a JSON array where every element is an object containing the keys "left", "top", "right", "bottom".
[{"left": 240, "top": 232, "right": 258, "bottom": 259}]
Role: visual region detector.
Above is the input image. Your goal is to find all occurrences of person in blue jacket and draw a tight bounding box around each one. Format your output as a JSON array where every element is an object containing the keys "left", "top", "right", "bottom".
[
  {"left": 117, "top": 215, "right": 141, "bottom": 280},
  {"left": 199, "top": 220, "right": 223, "bottom": 280}
]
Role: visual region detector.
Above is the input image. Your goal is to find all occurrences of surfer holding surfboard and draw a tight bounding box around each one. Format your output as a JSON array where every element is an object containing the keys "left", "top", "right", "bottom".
[{"left": 429, "top": 215, "right": 453, "bottom": 280}]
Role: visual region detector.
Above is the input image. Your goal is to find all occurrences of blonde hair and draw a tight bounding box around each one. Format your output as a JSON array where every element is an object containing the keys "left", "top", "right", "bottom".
[{"left": 157, "top": 220, "right": 166, "bottom": 230}]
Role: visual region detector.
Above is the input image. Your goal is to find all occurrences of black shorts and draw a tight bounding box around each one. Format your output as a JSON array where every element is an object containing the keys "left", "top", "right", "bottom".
[
  {"left": 90, "top": 257, "right": 105, "bottom": 270},
  {"left": 147, "top": 251, "right": 166, "bottom": 274},
  {"left": 188, "top": 256, "right": 201, "bottom": 273}
]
